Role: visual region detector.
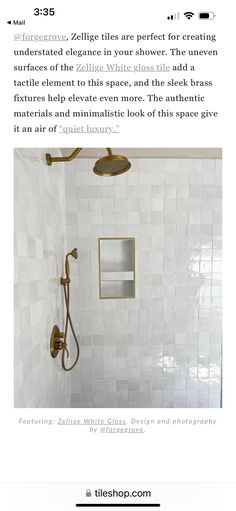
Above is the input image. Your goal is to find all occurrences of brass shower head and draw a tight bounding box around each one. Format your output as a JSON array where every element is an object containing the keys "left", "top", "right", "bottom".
[
  {"left": 45, "top": 148, "right": 131, "bottom": 176},
  {"left": 63, "top": 248, "right": 78, "bottom": 280},
  {"left": 93, "top": 149, "right": 131, "bottom": 177},
  {"left": 68, "top": 248, "right": 78, "bottom": 259}
]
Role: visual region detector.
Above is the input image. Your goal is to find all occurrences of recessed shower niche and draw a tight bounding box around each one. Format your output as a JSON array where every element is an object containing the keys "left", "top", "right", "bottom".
[{"left": 98, "top": 238, "right": 135, "bottom": 299}]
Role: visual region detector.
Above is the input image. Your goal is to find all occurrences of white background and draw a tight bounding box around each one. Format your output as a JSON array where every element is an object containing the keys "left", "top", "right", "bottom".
[
  {"left": 0, "top": 0, "right": 235, "bottom": 499},
  {"left": 0, "top": 482, "right": 234, "bottom": 510}
]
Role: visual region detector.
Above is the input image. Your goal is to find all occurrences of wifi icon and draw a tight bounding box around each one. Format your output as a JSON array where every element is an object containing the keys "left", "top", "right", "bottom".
[{"left": 184, "top": 11, "right": 194, "bottom": 19}]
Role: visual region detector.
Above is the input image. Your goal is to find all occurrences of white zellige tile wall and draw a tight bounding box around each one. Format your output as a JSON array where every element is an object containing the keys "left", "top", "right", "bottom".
[
  {"left": 65, "top": 157, "right": 222, "bottom": 408},
  {"left": 14, "top": 149, "right": 71, "bottom": 407}
]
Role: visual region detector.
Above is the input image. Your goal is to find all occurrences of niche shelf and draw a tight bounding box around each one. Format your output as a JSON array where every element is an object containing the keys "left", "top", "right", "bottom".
[{"left": 98, "top": 238, "right": 135, "bottom": 299}]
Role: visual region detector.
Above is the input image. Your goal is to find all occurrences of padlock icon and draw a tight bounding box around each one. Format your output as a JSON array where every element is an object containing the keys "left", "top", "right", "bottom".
[{"left": 86, "top": 489, "right": 92, "bottom": 497}]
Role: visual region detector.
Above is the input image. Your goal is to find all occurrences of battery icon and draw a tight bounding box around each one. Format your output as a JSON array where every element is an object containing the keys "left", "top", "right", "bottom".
[{"left": 199, "top": 12, "right": 216, "bottom": 19}]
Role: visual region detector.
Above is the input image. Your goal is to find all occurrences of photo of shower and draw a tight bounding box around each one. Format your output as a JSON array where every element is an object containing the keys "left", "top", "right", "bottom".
[{"left": 14, "top": 148, "right": 222, "bottom": 408}]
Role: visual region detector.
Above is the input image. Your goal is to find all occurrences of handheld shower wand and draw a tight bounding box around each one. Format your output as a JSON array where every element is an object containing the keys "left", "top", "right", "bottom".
[
  {"left": 64, "top": 248, "right": 78, "bottom": 281},
  {"left": 50, "top": 248, "right": 80, "bottom": 371}
]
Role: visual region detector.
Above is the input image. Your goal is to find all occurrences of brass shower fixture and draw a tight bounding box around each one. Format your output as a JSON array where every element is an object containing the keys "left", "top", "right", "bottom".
[
  {"left": 46, "top": 148, "right": 131, "bottom": 176},
  {"left": 46, "top": 148, "right": 82, "bottom": 165},
  {"left": 50, "top": 248, "right": 80, "bottom": 371},
  {"left": 50, "top": 326, "right": 68, "bottom": 359},
  {"left": 61, "top": 248, "right": 78, "bottom": 284}
]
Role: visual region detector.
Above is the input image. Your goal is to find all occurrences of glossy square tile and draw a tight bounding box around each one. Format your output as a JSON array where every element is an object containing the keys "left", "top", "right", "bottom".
[
  {"left": 15, "top": 152, "right": 222, "bottom": 408},
  {"left": 66, "top": 158, "right": 221, "bottom": 408}
]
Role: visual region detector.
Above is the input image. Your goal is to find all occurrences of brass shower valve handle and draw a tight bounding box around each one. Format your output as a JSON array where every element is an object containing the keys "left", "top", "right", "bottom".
[
  {"left": 55, "top": 330, "right": 65, "bottom": 339},
  {"left": 54, "top": 339, "right": 66, "bottom": 350},
  {"left": 50, "top": 325, "right": 69, "bottom": 359},
  {"left": 54, "top": 330, "right": 66, "bottom": 350},
  {"left": 55, "top": 341, "right": 69, "bottom": 359}
]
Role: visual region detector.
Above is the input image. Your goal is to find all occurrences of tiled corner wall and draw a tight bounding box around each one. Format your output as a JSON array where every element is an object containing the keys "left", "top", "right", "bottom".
[
  {"left": 65, "top": 157, "right": 222, "bottom": 408},
  {"left": 14, "top": 148, "right": 71, "bottom": 407}
]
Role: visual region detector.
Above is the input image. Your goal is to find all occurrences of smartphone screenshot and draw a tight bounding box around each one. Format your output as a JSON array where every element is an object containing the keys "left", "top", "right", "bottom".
[{"left": 0, "top": 1, "right": 235, "bottom": 509}]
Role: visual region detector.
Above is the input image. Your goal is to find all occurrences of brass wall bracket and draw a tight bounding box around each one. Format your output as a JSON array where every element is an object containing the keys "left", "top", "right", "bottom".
[
  {"left": 50, "top": 325, "right": 66, "bottom": 358},
  {"left": 60, "top": 277, "right": 71, "bottom": 285}
]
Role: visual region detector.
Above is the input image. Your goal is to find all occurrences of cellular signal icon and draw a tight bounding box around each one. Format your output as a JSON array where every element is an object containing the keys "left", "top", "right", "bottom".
[
  {"left": 167, "top": 12, "right": 180, "bottom": 20},
  {"left": 184, "top": 11, "right": 194, "bottom": 19}
]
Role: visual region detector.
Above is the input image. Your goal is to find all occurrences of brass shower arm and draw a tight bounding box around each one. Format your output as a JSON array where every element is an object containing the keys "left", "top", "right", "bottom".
[
  {"left": 46, "top": 148, "right": 113, "bottom": 166},
  {"left": 46, "top": 148, "right": 82, "bottom": 165}
]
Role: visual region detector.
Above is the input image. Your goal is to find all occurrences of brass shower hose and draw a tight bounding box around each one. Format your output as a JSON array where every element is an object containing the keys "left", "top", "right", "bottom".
[{"left": 61, "top": 278, "right": 80, "bottom": 371}]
